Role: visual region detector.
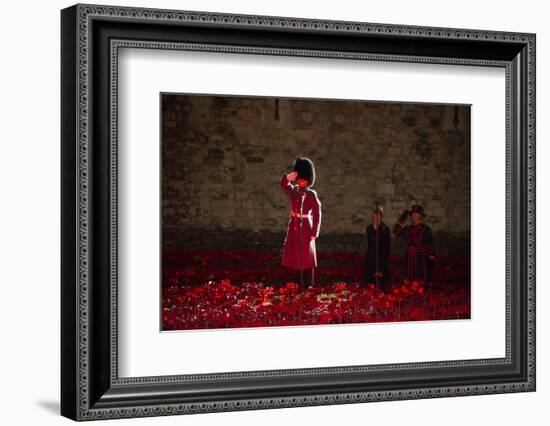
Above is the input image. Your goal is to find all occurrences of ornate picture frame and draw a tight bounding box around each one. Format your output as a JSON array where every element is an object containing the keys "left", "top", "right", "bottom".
[{"left": 61, "top": 3, "right": 536, "bottom": 421}]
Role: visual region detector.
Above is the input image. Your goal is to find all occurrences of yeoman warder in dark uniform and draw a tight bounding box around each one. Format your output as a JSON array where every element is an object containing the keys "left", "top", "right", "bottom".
[
  {"left": 393, "top": 204, "right": 435, "bottom": 282},
  {"left": 362, "top": 206, "right": 391, "bottom": 292}
]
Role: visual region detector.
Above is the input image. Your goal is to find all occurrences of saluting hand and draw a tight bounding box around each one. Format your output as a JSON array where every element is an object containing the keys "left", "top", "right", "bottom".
[{"left": 287, "top": 171, "right": 298, "bottom": 182}]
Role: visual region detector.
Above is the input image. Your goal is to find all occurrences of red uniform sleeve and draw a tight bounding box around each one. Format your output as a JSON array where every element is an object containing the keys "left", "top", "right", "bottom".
[
  {"left": 393, "top": 222, "right": 406, "bottom": 238},
  {"left": 310, "top": 192, "right": 322, "bottom": 238},
  {"left": 280, "top": 173, "right": 294, "bottom": 196}
]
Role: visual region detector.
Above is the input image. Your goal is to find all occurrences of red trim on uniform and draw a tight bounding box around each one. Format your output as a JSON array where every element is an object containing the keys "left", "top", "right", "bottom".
[{"left": 406, "top": 224, "right": 428, "bottom": 280}]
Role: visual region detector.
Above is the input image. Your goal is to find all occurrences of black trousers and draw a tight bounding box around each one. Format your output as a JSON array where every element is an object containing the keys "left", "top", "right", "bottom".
[
  {"left": 362, "top": 258, "right": 389, "bottom": 292},
  {"left": 297, "top": 268, "right": 315, "bottom": 288}
]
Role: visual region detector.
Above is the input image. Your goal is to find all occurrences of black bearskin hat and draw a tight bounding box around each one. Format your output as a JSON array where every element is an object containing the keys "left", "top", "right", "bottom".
[{"left": 293, "top": 156, "right": 316, "bottom": 187}]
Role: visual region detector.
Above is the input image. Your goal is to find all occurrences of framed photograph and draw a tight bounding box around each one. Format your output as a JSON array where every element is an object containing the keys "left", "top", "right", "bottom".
[{"left": 61, "top": 3, "right": 536, "bottom": 421}]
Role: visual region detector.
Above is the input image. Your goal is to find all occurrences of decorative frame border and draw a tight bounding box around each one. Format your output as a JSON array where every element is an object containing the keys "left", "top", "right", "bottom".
[
  {"left": 61, "top": 3, "right": 536, "bottom": 421},
  {"left": 110, "top": 40, "right": 512, "bottom": 384}
]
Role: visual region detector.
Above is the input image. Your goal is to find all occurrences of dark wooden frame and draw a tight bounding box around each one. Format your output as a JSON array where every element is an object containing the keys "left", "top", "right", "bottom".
[{"left": 61, "top": 3, "right": 536, "bottom": 421}]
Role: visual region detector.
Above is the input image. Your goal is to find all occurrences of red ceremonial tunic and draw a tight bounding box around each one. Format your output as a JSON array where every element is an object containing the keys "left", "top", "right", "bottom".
[{"left": 280, "top": 174, "right": 322, "bottom": 269}]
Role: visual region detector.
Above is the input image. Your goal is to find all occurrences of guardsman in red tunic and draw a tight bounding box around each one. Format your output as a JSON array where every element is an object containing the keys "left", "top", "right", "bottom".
[
  {"left": 280, "top": 157, "right": 322, "bottom": 288},
  {"left": 393, "top": 205, "right": 435, "bottom": 282},
  {"left": 362, "top": 206, "right": 391, "bottom": 292}
]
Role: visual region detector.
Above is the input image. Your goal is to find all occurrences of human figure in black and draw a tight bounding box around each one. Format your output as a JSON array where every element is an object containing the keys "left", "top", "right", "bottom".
[
  {"left": 362, "top": 207, "right": 391, "bottom": 292},
  {"left": 393, "top": 204, "right": 435, "bottom": 283}
]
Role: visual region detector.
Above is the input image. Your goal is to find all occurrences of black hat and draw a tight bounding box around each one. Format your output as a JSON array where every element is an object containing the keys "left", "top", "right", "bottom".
[
  {"left": 293, "top": 156, "right": 315, "bottom": 187},
  {"left": 409, "top": 204, "right": 426, "bottom": 217}
]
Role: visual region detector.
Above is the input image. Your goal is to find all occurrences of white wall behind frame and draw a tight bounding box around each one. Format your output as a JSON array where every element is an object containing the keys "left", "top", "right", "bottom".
[{"left": 1, "top": 1, "right": 546, "bottom": 425}]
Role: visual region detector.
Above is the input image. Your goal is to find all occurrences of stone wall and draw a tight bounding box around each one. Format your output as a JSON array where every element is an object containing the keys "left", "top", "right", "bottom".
[{"left": 162, "top": 94, "right": 470, "bottom": 255}]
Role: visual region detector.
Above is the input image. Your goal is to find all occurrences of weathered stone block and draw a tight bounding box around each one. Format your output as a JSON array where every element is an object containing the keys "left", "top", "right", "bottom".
[{"left": 376, "top": 182, "right": 395, "bottom": 195}]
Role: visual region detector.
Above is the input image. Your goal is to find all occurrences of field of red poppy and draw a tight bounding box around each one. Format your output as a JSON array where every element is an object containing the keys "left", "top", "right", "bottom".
[{"left": 162, "top": 249, "right": 470, "bottom": 330}]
